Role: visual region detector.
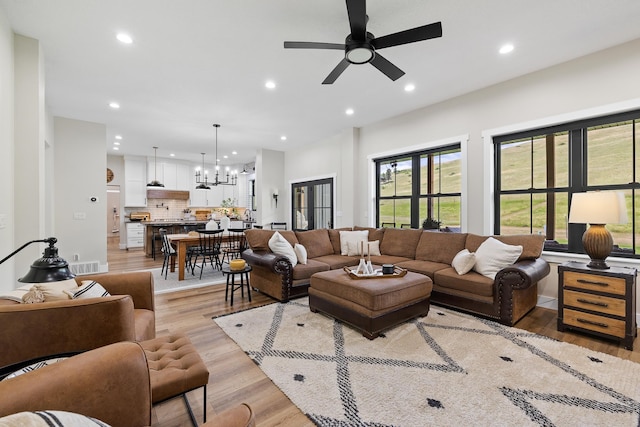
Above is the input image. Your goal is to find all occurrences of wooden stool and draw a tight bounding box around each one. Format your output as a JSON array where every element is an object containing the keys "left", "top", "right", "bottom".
[{"left": 140, "top": 334, "right": 209, "bottom": 426}]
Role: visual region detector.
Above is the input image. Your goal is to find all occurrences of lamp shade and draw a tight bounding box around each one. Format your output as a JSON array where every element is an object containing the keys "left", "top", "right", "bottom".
[{"left": 568, "top": 191, "right": 628, "bottom": 225}]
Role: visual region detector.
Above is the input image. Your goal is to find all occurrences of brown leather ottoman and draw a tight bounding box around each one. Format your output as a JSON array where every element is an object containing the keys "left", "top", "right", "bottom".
[
  {"left": 140, "top": 334, "right": 210, "bottom": 426},
  {"left": 309, "top": 268, "right": 433, "bottom": 339}
]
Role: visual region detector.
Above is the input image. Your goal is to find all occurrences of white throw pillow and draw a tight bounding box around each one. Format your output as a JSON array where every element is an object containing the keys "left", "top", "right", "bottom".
[
  {"left": 451, "top": 249, "right": 476, "bottom": 275},
  {"left": 473, "top": 237, "right": 523, "bottom": 280},
  {"left": 346, "top": 239, "right": 381, "bottom": 257},
  {"left": 339, "top": 230, "right": 369, "bottom": 256},
  {"left": 294, "top": 243, "right": 307, "bottom": 265},
  {"left": 0, "top": 410, "right": 109, "bottom": 426},
  {"left": 64, "top": 280, "right": 111, "bottom": 299},
  {"left": 268, "top": 231, "right": 298, "bottom": 265}
]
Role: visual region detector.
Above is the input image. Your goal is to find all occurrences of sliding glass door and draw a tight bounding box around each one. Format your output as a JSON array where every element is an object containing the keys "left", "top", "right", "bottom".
[{"left": 292, "top": 178, "right": 334, "bottom": 230}]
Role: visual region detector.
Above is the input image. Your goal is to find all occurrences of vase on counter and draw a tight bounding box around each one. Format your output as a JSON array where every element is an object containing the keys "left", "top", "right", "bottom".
[{"left": 205, "top": 219, "right": 218, "bottom": 230}]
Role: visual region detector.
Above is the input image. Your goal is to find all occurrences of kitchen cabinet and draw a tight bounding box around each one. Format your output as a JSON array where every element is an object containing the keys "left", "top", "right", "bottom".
[
  {"left": 176, "top": 163, "right": 191, "bottom": 191},
  {"left": 189, "top": 186, "right": 225, "bottom": 207},
  {"left": 124, "top": 157, "right": 147, "bottom": 207},
  {"left": 557, "top": 261, "right": 637, "bottom": 350},
  {"left": 126, "top": 222, "right": 145, "bottom": 249}
]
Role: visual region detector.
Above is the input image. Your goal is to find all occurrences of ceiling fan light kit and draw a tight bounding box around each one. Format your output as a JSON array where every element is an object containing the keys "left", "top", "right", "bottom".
[{"left": 284, "top": 0, "right": 443, "bottom": 84}]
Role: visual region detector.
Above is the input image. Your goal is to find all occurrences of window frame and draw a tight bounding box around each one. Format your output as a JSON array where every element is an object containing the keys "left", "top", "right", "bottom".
[
  {"left": 374, "top": 143, "right": 462, "bottom": 229},
  {"left": 493, "top": 109, "right": 640, "bottom": 259}
]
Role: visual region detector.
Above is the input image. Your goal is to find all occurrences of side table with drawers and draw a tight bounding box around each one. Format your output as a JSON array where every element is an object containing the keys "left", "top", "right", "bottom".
[{"left": 557, "top": 261, "right": 637, "bottom": 350}]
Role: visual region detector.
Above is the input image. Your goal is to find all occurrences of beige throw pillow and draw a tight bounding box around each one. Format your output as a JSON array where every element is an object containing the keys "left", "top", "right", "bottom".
[
  {"left": 473, "top": 237, "right": 522, "bottom": 280},
  {"left": 32, "top": 278, "right": 78, "bottom": 301},
  {"left": 339, "top": 230, "right": 368, "bottom": 256},
  {"left": 451, "top": 249, "right": 476, "bottom": 275},
  {"left": 346, "top": 239, "right": 381, "bottom": 257},
  {"left": 268, "top": 231, "right": 297, "bottom": 265}
]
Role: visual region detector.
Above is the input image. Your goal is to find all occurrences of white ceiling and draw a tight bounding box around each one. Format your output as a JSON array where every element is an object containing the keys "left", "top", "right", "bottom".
[{"left": 2, "top": 0, "right": 640, "bottom": 167}]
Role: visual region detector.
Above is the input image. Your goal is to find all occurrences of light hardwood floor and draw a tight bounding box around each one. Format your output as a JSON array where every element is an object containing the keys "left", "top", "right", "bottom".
[{"left": 107, "top": 236, "right": 640, "bottom": 427}]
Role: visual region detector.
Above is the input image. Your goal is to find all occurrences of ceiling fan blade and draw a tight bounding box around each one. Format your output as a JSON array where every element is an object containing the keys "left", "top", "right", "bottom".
[
  {"left": 369, "top": 53, "right": 405, "bottom": 81},
  {"left": 346, "top": 0, "right": 367, "bottom": 41},
  {"left": 372, "top": 22, "right": 442, "bottom": 50},
  {"left": 284, "top": 41, "right": 345, "bottom": 50},
  {"left": 322, "top": 58, "right": 350, "bottom": 84}
]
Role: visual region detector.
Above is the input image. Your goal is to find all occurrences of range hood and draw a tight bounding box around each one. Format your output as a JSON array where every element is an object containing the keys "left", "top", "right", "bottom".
[{"left": 146, "top": 188, "right": 189, "bottom": 200}]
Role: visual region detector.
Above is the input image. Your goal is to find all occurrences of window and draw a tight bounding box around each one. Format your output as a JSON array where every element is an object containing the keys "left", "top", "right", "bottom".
[
  {"left": 494, "top": 110, "right": 640, "bottom": 258},
  {"left": 375, "top": 145, "right": 462, "bottom": 229},
  {"left": 291, "top": 178, "right": 333, "bottom": 230}
]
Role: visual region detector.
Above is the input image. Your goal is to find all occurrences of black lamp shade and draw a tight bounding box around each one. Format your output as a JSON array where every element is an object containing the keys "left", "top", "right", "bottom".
[{"left": 17, "top": 239, "right": 76, "bottom": 283}]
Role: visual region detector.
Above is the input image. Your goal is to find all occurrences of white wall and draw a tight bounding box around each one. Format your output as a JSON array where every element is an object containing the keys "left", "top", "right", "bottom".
[
  {"left": 255, "top": 148, "right": 284, "bottom": 227},
  {"left": 0, "top": 8, "right": 14, "bottom": 289},
  {"left": 12, "top": 34, "right": 46, "bottom": 283},
  {"left": 54, "top": 117, "right": 107, "bottom": 269}
]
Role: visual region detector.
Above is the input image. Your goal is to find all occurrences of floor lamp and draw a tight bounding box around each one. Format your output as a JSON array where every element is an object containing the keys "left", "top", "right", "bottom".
[
  {"left": 0, "top": 237, "right": 76, "bottom": 283},
  {"left": 568, "top": 191, "right": 628, "bottom": 269}
]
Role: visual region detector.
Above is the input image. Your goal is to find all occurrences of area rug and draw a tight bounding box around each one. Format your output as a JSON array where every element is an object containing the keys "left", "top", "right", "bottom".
[
  {"left": 214, "top": 298, "right": 640, "bottom": 426},
  {"left": 149, "top": 266, "right": 225, "bottom": 294}
]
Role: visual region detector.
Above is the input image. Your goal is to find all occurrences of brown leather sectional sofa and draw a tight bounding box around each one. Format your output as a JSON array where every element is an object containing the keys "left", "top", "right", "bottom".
[
  {"left": 242, "top": 227, "right": 550, "bottom": 326},
  {"left": 0, "top": 271, "right": 155, "bottom": 369}
]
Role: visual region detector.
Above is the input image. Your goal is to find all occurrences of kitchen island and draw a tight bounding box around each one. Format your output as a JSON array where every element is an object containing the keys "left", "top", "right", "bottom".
[
  {"left": 141, "top": 220, "right": 208, "bottom": 258},
  {"left": 141, "top": 219, "right": 255, "bottom": 257}
]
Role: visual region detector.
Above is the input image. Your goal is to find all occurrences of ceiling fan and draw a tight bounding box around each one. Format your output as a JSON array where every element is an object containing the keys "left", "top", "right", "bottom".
[{"left": 284, "top": 0, "right": 443, "bottom": 84}]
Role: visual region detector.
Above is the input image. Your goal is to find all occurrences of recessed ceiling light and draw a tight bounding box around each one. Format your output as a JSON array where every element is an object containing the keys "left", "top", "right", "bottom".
[
  {"left": 114, "top": 142, "right": 120, "bottom": 146},
  {"left": 223, "top": 155, "right": 228, "bottom": 159},
  {"left": 346, "top": 108, "right": 354, "bottom": 115},
  {"left": 404, "top": 84, "right": 415, "bottom": 92},
  {"left": 116, "top": 33, "right": 133, "bottom": 44},
  {"left": 115, "top": 135, "right": 122, "bottom": 140},
  {"left": 281, "top": 136, "right": 287, "bottom": 141},
  {"left": 109, "top": 102, "right": 120, "bottom": 109},
  {"left": 265, "top": 80, "right": 276, "bottom": 89},
  {"left": 113, "top": 146, "right": 119, "bottom": 151},
  {"left": 170, "top": 153, "right": 175, "bottom": 157},
  {"left": 232, "top": 151, "right": 237, "bottom": 155},
  {"left": 499, "top": 43, "right": 514, "bottom": 54}
]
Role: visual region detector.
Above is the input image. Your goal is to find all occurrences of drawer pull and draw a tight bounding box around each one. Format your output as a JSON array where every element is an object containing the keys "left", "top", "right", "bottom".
[
  {"left": 577, "top": 279, "right": 609, "bottom": 287},
  {"left": 576, "top": 298, "right": 608, "bottom": 308},
  {"left": 576, "top": 318, "right": 609, "bottom": 328}
]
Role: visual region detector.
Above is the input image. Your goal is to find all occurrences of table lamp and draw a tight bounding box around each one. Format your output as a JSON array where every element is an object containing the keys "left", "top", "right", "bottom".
[
  {"left": 568, "top": 191, "right": 628, "bottom": 269},
  {"left": 0, "top": 237, "right": 75, "bottom": 282}
]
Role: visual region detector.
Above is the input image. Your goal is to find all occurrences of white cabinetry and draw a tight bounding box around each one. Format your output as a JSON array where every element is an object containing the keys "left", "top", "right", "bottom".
[
  {"left": 126, "top": 222, "right": 145, "bottom": 248},
  {"left": 189, "top": 188, "right": 209, "bottom": 207},
  {"left": 124, "top": 157, "right": 147, "bottom": 207},
  {"left": 176, "top": 163, "right": 191, "bottom": 191}
]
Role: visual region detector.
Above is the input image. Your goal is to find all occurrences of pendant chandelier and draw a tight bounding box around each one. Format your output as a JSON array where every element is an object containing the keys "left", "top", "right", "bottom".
[
  {"left": 195, "top": 124, "right": 237, "bottom": 188},
  {"left": 147, "top": 146, "right": 164, "bottom": 187}
]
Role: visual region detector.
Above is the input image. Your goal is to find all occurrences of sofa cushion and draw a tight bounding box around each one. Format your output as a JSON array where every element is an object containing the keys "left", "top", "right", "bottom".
[
  {"left": 339, "top": 230, "right": 369, "bottom": 255},
  {"left": 295, "top": 229, "right": 334, "bottom": 258},
  {"left": 268, "top": 231, "right": 297, "bottom": 265},
  {"left": 451, "top": 249, "right": 476, "bottom": 275},
  {"left": 245, "top": 229, "right": 275, "bottom": 252},
  {"left": 379, "top": 228, "right": 423, "bottom": 258},
  {"left": 294, "top": 244, "right": 308, "bottom": 264},
  {"left": 473, "top": 237, "right": 523, "bottom": 280},
  {"left": 465, "top": 233, "right": 544, "bottom": 261},
  {"left": 292, "top": 259, "right": 330, "bottom": 280},
  {"left": 415, "top": 231, "right": 468, "bottom": 264},
  {"left": 312, "top": 254, "right": 359, "bottom": 270},
  {"left": 328, "top": 227, "right": 352, "bottom": 254},
  {"left": 395, "top": 259, "right": 451, "bottom": 280},
  {"left": 353, "top": 226, "right": 385, "bottom": 242},
  {"left": 369, "top": 255, "right": 413, "bottom": 265},
  {"left": 434, "top": 268, "right": 494, "bottom": 297}
]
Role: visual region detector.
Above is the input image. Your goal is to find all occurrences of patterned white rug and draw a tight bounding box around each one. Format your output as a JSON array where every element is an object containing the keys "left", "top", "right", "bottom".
[{"left": 214, "top": 298, "right": 640, "bottom": 426}]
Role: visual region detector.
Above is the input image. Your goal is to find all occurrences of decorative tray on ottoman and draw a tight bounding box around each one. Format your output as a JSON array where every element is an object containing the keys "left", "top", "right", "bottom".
[{"left": 343, "top": 266, "right": 407, "bottom": 280}]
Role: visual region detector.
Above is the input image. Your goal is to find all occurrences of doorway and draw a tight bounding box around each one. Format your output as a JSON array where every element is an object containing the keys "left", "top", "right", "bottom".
[
  {"left": 291, "top": 178, "right": 333, "bottom": 230},
  {"left": 107, "top": 185, "right": 120, "bottom": 237}
]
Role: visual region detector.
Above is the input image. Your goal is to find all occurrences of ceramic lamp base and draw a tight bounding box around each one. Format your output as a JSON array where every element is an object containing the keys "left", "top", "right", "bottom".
[{"left": 583, "top": 224, "right": 613, "bottom": 269}]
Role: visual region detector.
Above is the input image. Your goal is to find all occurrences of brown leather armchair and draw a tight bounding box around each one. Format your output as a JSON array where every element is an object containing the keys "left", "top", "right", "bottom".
[
  {"left": 0, "top": 271, "right": 156, "bottom": 368},
  {"left": 0, "top": 342, "right": 152, "bottom": 427}
]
